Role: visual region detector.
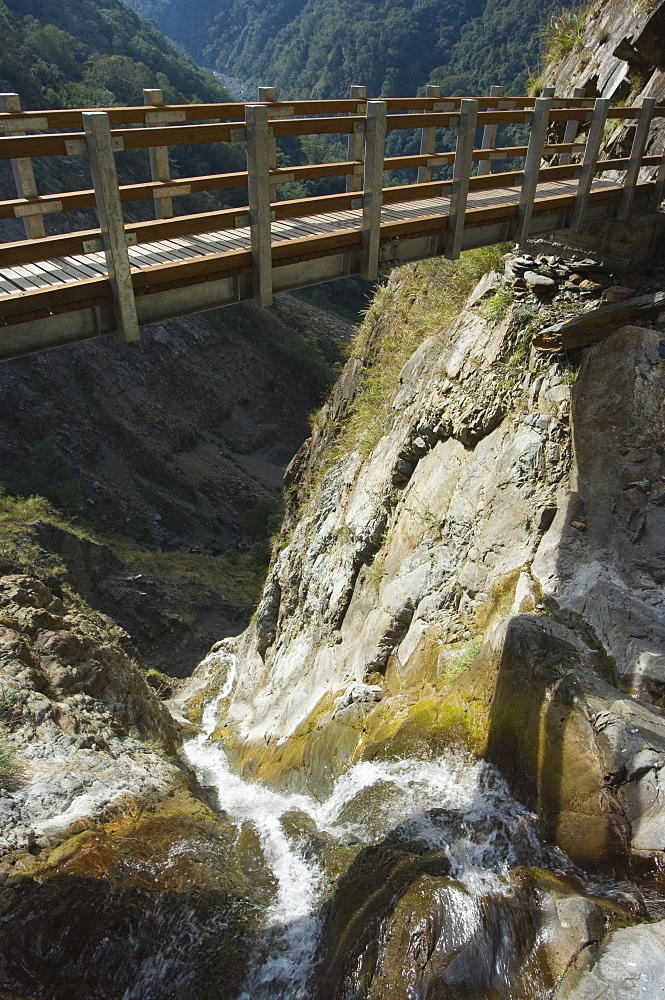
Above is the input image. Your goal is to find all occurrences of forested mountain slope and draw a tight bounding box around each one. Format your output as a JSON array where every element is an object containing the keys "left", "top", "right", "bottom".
[
  {"left": 0, "top": 0, "right": 248, "bottom": 227},
  {"left": 128, "top": 0, "right": 574, "bottom": 98},
  {"left": 0, "top": 0, "right": 232, "bottom": 109}
]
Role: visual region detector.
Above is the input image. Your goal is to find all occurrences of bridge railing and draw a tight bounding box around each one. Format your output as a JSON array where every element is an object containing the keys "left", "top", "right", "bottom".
[{"left": 1, "top": 88, "right": 664, "bottom": 337}]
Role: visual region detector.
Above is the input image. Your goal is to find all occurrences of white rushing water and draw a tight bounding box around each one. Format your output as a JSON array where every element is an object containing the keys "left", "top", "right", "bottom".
[{"left": 181, "top": 650, "right": 545, "bottom": 999}]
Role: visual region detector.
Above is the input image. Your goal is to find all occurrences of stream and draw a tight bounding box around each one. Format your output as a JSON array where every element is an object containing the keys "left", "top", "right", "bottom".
[{"left": 167, "top": 650, "right": 581, "bottom": 1000}]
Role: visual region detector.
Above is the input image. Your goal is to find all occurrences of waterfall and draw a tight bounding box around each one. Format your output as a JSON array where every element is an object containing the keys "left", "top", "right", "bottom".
[{"left": 179, "top": 655, "right": 549, "bottom": 999}]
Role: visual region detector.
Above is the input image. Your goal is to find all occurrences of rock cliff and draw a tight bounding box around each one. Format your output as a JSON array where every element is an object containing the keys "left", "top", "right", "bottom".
[
  {"left": 182, "top": 244, "right": 665, "bottom": 994},
  {"left": 0, "top": 569, "right": 257, "bottom": 998}
]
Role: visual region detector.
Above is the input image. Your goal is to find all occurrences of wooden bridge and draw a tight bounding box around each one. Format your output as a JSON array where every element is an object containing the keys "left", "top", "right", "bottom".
[{"left": 0, "top": 85, "right": 664, "bottom": 360}]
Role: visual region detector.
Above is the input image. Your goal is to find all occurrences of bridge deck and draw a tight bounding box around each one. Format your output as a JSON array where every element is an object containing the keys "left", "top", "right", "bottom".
[{"left": 0, "top": 177, "right": 611, "bottom": 300}]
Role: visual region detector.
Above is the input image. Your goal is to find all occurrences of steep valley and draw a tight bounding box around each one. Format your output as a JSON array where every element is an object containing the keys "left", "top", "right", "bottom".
[
  {"left": 0, "top": 292, "right": 353, "bottom": 677},
  {"left": 3, "top": 235, "right": 665, "bottom": 997},
  {"left": 2, "top": 0, "right": 665, "bottom": 995}
]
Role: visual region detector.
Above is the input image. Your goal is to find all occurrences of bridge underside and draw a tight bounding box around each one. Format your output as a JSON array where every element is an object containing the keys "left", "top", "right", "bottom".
[{"left": 0, "top": 178, "right": 656, "bottom": 360}]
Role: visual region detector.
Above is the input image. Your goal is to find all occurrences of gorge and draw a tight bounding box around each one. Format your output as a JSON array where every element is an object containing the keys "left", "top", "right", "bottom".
[{"left": 2, "top": 0, "right": 665, "bottom": 997}]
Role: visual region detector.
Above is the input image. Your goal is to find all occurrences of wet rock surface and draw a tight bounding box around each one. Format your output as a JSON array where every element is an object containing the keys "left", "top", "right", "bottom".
[{"left": 558, "top": 918, "right": 665, "bottom": 998}]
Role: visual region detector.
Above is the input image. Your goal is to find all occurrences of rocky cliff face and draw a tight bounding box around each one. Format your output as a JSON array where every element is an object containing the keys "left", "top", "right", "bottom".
[
  {"left": 540, "top": 0, "right": 665, "bottom": 159},
  {"left": 181, "top": 244, "right": 665, "bottom": 995},
  {"left": 0, "top": 568, "right": 258, "bottom": 998}
]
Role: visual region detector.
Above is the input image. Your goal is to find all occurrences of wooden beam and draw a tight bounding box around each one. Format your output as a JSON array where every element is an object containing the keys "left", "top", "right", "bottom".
[
  {"left": 361, "top": 101, "right": 387, "bottom": 280},
  {"left": 559, "top": 87, "right": 586, "bottom": 166},
  {"left": 417, "top": 85, "right": 440, "bottom": 184},
  {"left": 245, "top": 103, "right": 273, "bottom": 306},
  {"left": 144, "top": 89, "right": 174, "bottom": 219},
  {"left": 477, "top": 86, "right": 504, "bottom": 175},
  {"left": 258, "top": 88, "right": 279, "bottom": 203},
  {"left": 650, "top": 146, "right": 665, "bottom": 210},
  {"left": 0, "top": 274, "right": 112, "bottom": 324},
  {"left": 347, "top": 85, "right": 366, "bottom": 193},
  {"left": 0, "top": 94, "right": 599, "bottom": 134},
  {"left": 569, "top": 97, "right": 610, "bottom": 231},
  {"left": 82, "top": 112, "right": 140, "bottom": 342},
  {"left": 445, "top": 99, "right": 479, "bottom": 259},
  {"left": 0, "top": 121, "right": 247, "bottom": 160},
  {"left": 0, "top": 93, "right": 45, "bottom": 239},
  {"left": 618, "top": 96, "right": 656, "bottom": 220},
  {"left": 515, "top": 96, "right": 552, "bottom": 244}
]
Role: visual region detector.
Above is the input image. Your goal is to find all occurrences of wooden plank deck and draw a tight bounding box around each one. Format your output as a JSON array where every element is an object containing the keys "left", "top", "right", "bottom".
[{"left": 0, "top": 177, "right": 615, "bottom": 303}]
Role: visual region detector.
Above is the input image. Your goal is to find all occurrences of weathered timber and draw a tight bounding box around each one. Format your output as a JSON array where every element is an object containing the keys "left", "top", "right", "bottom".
[
  {"left": 0, "top": 93, "right": 45, "bottom": 239},
  {"left": 245, "top": 103, "right": 273, "bottom": 306},
  {"left": 559, "top": 87, "right": 586, "bottom": 167},
  {"left": 446, "top": 99, "right": 479, "bottom": 259},
  {"left": 618, "top": 97, "right": 656, "bottom": 220},
  {"left": 0, "top": 94, "right": 600, "bottom": 134},
  {"left": 0, "top": 88, "right": 662, "bottom": 358},
  {"left": 477, "top": 86, "right": 504, "bottom": 175},
  {"left": 83, "top": 112, "right": 140, "bottom": 342},
  {"left": 346, "top": 86, "right": 366, "bottom": 193},
  {"left": 515, "top": 97, "right": 551, "bottom": 244},
  {"left": 417, "top": 85, "right": 441, "bottom": 184},
  {"left": 258, "top": 88, "right": 279, "bottom": 203},
  {"left": 570, "top": 98, "right": 610, "bottom": 231},
  {"left": 361, "top": 101, "right": 387, "bottom": 281},
  {"left": 533, "top": 292, "right": 665, "bottom": 351},
  {"left": 144, "top": 89, "right": 174, "bottom": 219}
]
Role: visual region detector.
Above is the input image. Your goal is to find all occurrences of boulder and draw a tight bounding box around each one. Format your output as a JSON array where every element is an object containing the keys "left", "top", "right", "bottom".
[{"left": 556, "top": 919, "right": 665, "bottom": 998}]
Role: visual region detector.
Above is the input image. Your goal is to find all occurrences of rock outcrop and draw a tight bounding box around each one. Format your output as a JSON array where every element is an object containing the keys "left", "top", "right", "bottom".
[
  {"left": 0, "top": 570, "right": 256, "bottom": 998},
  {"left": 182, "top": 246, "right": 665, "bottom": 995}
]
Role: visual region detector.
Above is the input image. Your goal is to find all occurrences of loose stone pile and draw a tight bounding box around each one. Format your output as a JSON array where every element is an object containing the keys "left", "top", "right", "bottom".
[{"left": 503, "top": 250, "right": 643, "bottom": 305}]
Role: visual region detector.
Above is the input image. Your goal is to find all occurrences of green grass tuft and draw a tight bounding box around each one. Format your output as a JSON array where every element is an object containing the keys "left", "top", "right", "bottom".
[
  {"left": 540, "top": 7, "right": 587, "bottom": 62},
  {"left": 0, "top": 731, "right": 23, "bottom": 787},
  {"left": 447, "top": 635, "right": 484, "bottom": 680}
]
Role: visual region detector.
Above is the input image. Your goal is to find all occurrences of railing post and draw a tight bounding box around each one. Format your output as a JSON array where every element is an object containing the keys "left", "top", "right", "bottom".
[
  {"left": 542, "top": 86, "right": 556, "bottom": 98},
  {"left": 569, "top": 97, "right": 610, "bottom": 231},
  {"left": 346, "top": 85, "right": 366, "bottom": 193},
  {"left": 143, "top": 88, "right": 173, "bottom": 219},
  {"left": 258, "top": 87, "right": 278, "bottom": 203},
  {"left": 83, "top": 112, "right": 140, "bottom": 343},
  {"left": 417, "top": 84, "right": 440, "bottom": 183},
  {"left": 477, "top": 85, "right": 504, "bottom": 176},
  {"left": 445, "top": 98, "right": 479, "bottom": 260},
  {"left": 245, "top": 103, "right": 273, "bottom": 306},
  {"left": 515, "top": 96, "right": 552, "bottom": 245},
  {"left": 618, "top": 96, "right": 657, "bottom": 220},
  {"left": 360, "top": 100, "right": 387, "bottom": 281},
  {"left": 559, "top": 86, "right": 586, "bottom": 166},
  {"left": 0, "top": 93, "right": 45, "bottom": 239},
  {"left": 650, "top": 147, "right": 665, "bottom": 211}
]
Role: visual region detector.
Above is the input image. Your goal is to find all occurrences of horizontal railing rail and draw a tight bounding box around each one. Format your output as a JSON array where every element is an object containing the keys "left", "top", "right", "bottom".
[
  {"left": 0, "top": 94, "right": 602, "bottom": 133},
  {"left": 1, "top": 104, "right": 661, "bottom": 162}
]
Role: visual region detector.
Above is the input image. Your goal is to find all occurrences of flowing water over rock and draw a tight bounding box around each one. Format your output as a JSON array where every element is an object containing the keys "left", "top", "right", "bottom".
[{"left": 178, "top": 653, "right": 583, "bottom": 999}]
